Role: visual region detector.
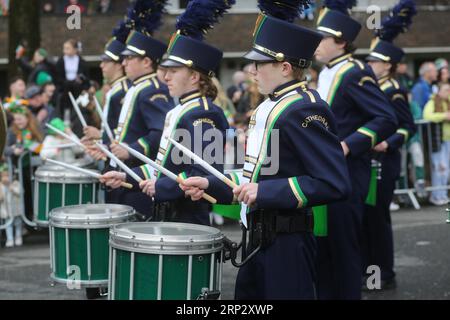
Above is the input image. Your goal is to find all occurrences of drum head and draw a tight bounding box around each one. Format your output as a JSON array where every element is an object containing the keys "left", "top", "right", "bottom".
[
  {"left": 35, "top": 165, "right": 98, "bottom": 183},
  {"left": 110, "top": 222, "right": 224, "bottom": 254},
  {"left": 49, "top": 204, "right": 135, "bottom": 228}
]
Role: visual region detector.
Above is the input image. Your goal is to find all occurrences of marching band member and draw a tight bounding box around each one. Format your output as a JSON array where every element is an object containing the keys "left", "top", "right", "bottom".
[
  {"left": 180, "top": 1, "right": 351, "bottom": 299},
  {"left": 91, "top": 0, "right": 174, "bottom": 217},
  {"left": 313, "top": 0, "right": 398, "bottom": 299},
  {"left": 363, "top": 0, "right": 417, "bottom": 290},
  {"left": 101, "top": 0, "right": 232, "bottom": 226}
]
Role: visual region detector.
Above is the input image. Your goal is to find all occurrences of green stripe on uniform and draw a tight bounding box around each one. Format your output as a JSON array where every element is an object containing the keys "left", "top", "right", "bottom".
[
  {"left": 140, "top": 165, "right": 152, "bottom": 180},
  {"left": 288, "top": 177, "right": 308, "bottom": 208},
  {"left": 327, "top": 63, "right": 355, "bottom": 106},
  {"left": 357, "top": 127, "right": 378, "bottom": 147},
  {"left": 397, "top": 128, "right": 409, "bottom": 141},
  {"left": 138, "top": 138, "right": 150, "bottom": 156}
]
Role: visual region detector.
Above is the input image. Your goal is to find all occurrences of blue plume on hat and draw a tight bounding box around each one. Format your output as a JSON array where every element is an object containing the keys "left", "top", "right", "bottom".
[
  {"left": 113, "top": 20, "right": 132, "bottom": 43},
  {"left": 376, "top": 0, "right": 416, "bottom": 42},
  {"left": 112, "top": 6, "right": 133, "bottom": 43},
  {"left": 176, "top": 0, "right": 236, "bottom": 40},
  {"left": 257, "top": 0, "right": 311, "bottom": 22},
  {"left": 323, "top": 0, "right": 357, "bottom": 14},
  {"left": 114, "top": 0, "right": 168, "bottom": 38}
]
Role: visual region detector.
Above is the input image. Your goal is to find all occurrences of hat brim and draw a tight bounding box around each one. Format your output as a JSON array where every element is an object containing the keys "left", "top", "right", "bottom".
[
  {"left": 100, "top": 53, "right": 116, "bottom": 62},
  {"left": 317, "top": 30, "right": 336, "bottom": 39},
  {"left": 160, "top": 59, "right": 186, "bottom": 68},
  {"left": 120, "top": 49, "right": 141, "bottom": 57},
  {"left": 365, "top": 55, "right": 384, "bottom": 62},
  {"left": 243, "top": 49, "right": 274, "bottom": 62}
]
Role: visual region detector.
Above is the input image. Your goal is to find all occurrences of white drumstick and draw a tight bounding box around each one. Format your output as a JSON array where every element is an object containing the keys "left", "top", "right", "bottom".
[
  {"left": 69, "top": 92, "right": 88, "bottom": 128},
  {"left": 96, "top": 143, "right": 142, "bottom": 183},
  {"left": 168, "top": 138, "right": 237, "bottom": 189},
  {"left": 43, "top": 157, "right": 133, "bottom": 189},
  {"left": 94, "top": 96, "right": 115, "bottom": 142},
  {"left": 45, "top": 123, "right": 86, "bottom": 150},
  {"left": 119, "top": 142, "right": 217, "bottom": 204}
]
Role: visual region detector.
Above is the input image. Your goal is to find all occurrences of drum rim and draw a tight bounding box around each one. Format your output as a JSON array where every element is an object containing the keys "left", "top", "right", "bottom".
[
  {"left": 40, "top": 158, "right": 95, "bottom": 168},
  {"left": 35, "top": 168, "right": 99, "bottom": 182},
  {"left": 109, "top": 241, "right": 224, "bottom": 255},
  {"left": 109, "top": 222, "right": 224, "bottom": 252},
  {"left": 49, "top": 204, "right": 136, "bottom": 228},
  {"left": 50, "top": 273, "right": 108, "bottom": 287}
]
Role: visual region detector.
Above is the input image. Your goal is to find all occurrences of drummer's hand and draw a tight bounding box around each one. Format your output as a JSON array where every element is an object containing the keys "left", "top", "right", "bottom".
[
  {"left": 100, "top": 171, "right": 126, "bottom": 189},
  {"left": 373, "top": 141, "right": 389, "bottom": 153},
  {"left": 110, "top": 142, "right": 129, "bottom": 160},
  {"left": 86, "top": 145, "right": 106, "bottom": 161},
  {"left": 341, "top": 141, "right": 350, "bottom": 156},
  {"left": 179, "top": 177, "right": 209, "bottom": 201},
  {"left": 83, "top": 126, "right": 101, "bottom": 141},
  {"left": 234, "top": 183, "right": 258, "bottom": 206},
  {"left": 81, "top": 136, "right": 95, "bottom": 147},
  {"left": 139, "top": 179, "right": 156, "bottom": 197}
]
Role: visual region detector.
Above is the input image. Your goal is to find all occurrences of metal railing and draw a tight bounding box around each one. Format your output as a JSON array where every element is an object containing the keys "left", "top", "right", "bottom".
[
  {"left": 394, "top": 119, "right": 450, "bottom": 210},
  {"left": 0, "top": 151, "right": 42, "bottom": 231}
]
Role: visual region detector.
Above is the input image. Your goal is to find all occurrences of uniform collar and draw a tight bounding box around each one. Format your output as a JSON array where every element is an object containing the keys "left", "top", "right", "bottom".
[
  {"left": 133, "top": 73, "right": 156, "bottom": 85},
  {"left": 269, "top": 80, "right": 307, "bottom": 101},
  {"left": 378, "top": 75, "right": 391, "bottom": 86},
  {"left": 111, "top": 75, "right": 127, "bottom": 87},
  {"left": 179, "top": 90, "right": 202, "bottom": 105},
  {"left": 326, "top": 53, "right": 352, "bottom": 69}
]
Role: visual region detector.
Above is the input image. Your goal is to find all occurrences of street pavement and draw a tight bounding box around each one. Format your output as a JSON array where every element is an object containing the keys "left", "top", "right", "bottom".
[{"left": 0, "top": 204, "right": 449, "bottom": 300}]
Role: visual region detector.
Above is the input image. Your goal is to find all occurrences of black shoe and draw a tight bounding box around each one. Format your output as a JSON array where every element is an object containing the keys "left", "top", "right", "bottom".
[
  {"left": 380, "top": 277, "right": 397, "bottom": 290},
  {"left": 86, "top": 287, "right": 102, "bottom": 300}
]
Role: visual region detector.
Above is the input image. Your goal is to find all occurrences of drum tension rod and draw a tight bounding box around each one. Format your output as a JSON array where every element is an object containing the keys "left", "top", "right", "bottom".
[{"left": 197, "top": 288, "right": 221, "bottom": 300}]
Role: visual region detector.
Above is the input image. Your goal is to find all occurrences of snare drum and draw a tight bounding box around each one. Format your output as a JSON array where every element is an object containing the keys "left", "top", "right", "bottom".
[
  {"left": 49, "top": 204, "right": 135, "bottom": 288},
  {"left": 109, "top": 222, "right": 224, "bottom": 300},
  {"left": 34, "top": 165, "right": 100, "bottom": 227}
]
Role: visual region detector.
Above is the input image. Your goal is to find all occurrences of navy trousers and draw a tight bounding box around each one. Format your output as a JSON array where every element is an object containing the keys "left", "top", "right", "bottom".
[
  {"left": 362, "top": 151, "right": 399, "bottom": 281},
  {"left": 235, "top": 232, "right": 317, "bottom": 300},
  {"left": 316, "top": 156, "right": 370, "bottom": 300},
  {"left": 121, "top": 190, "right": 154, "bottom": 218}
]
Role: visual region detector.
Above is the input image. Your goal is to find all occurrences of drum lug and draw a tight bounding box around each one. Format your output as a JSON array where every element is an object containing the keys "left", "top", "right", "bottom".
[{"left": 197, "top": 288, "right": 221, "bottom": 300}]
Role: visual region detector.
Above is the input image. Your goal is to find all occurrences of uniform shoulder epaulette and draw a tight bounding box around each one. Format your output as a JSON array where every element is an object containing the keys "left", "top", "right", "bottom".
[
  {"left": 200, "top": 96, "right": 211, "bottom": 111},
  {"left": 296, "top": 84, "right": 320, "bottom": 104},
  {"left": 348, "top": 57, "right": 365, "bottom": 70},
  {"left": 150, "top": 93, "right": 170, "bottom": 102},
  {"left": 149, "top": 76, "right": 160, "bottom": 90},
  {"left": 121, "top": 79, "right": 130, "bottom": 92},
  {"left": 390, "top": 78, "right": 400, "bottom": 90}
]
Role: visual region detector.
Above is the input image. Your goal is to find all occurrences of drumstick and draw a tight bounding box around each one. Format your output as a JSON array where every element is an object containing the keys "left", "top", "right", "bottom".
[
  {"left": 168, "top": 138, "right": 237, "bottom": 189},
  {"left": 95, "top": 143, "right": 143, "bottom": 183},
  {"left": 43, "top": 157, "right": 132, "bottom": 189},
  {"left": 93, "top": 96, "right": 115, "bottom": 143},
  {"left": 119, "top": 142, "right": 217, "bottom": 204},
  {"left": 45, "top": 123, "right": 107, "bottom": 161},
  {"left": 45, "top": 123, "right": 86, "bottom": 149},
  {"left": 45, "top": 143, "right": 78, "bottom": 149},
  {"left": 69, "top": 92, "right": 88, "bottom": 128}
]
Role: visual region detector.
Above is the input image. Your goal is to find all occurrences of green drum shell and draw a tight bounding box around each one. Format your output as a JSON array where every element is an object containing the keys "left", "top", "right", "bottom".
[
  {"left": 109, "top": 222, "right": 224, "bottom": 300},
  {"left": 34, "top": 166, "right": 100, "bottom": 227},
  {"left": 49, "top": 204, "right": 135, "bottom": 287}
]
